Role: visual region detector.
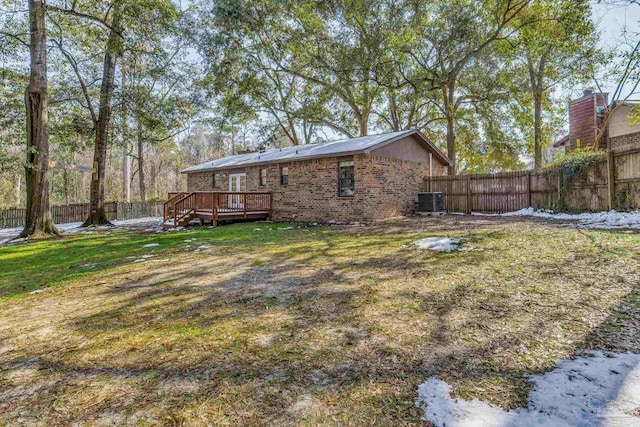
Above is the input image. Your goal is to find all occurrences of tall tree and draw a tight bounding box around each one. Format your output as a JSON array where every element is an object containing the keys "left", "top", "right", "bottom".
[
  {"left": 127, "top": 35, "right": 200, "bottom": 200},
  {"left": 21, "top": 0, "right": 59, "bottom": 237},
  {"left": 513, "top": 0, "right": 598, "bottom": 169},
  {"left": 403, "top": 0, "right": 532, "bottom": 174},
  {"left": 84, "top": 0, "right": 123, "bottom": 225},
  {"left": 120, "top": 69, "right": 131, "bottom": 202}
]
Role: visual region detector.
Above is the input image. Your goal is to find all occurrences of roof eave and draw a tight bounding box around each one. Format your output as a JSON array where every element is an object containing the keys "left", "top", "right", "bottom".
[
  {"left": 181, "top": 149, "right": 369, "bottom": 174},
  {"left": 181, "top": 129, "right": 452, "bottom": 173},
  {"left": 362, "top": 129, "right": 451, "bottom": 166}
]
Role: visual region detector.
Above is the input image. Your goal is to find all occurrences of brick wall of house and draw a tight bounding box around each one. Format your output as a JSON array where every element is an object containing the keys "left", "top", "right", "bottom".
[
  {"left": 611, "top": 133, "right": 640, "bottom": 151},
  {"left": 187, "top": 171, "right": 231, "bottom": 191},
  {"left": 185, "top": 153, "right": 447, "bottom": 222}
]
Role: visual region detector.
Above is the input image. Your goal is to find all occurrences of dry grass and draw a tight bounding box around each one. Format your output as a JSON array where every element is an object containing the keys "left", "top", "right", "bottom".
[{"left": 0, "top": 216, "right": 639, "bottom": 426}]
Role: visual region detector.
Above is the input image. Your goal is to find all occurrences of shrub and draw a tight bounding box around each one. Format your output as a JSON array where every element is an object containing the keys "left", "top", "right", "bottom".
[{"left": 542, "top": 149, "right": 605, "bottom": 212}]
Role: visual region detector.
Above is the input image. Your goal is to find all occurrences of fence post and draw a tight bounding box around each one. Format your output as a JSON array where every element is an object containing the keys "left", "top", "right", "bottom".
[
  {"left": 466, "top": 176, "right": 472, "bottom": 214},
  {"left": 526, "top": 171, "right": 532, "bottom": 208},
  {"left": 607, "top": 143, "right": 616, "bottom": 210}
]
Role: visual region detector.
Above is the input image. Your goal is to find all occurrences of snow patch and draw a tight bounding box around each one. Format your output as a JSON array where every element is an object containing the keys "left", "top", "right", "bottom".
[
  {"left": 414, "top": 237, "right": 461, "bottom": 252},
  {"left": 472, "top": 208, "right": 640, "bottom": 229},
  {"left": 133, "top": 254, "right": 156, "bottom": 263},
  {"left": 142, "top": 243, "right": 160, "bottom": 248},
  {"left": 0, "top": 217, "right": 163, "bottom": 245},
  {"left": 416, "top": 351, "right": 640, "bottom": 427},
  {"left": 194, "top": 244, "right": 214, "bottom": 252}
]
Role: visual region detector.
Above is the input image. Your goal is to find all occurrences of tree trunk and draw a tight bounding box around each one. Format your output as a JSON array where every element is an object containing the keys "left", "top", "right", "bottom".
[
  {"left": 388, "top": 90, "right": 400, "bottom": 131},
  {"left": 64, "top": 168, "right": 70, "bottom": 205},
  {"left": 21, "top": 0, "right": 59, "bottom": 238},
  {"left": 137, "top": 122, "right": 147, "bottom": 201},
  {"left": 231, "top": 128, "right": 236, "bottom": 155},
  {"left": 149, "top": 153, "right": 158, "bottom": 200},
  {"left": 443, "top": 80, "right": 456, "bottom": 175},
  {"left": 533, "top": 92, "right": 543, "bottom": 170},
  {"left": 357, "top": 110, "right": 368, "bottom": 136},
  {"left": 123, "top": 145, "right": 131, "bottom": 202},
  {"left": 15, "top": 172, "right": 21, "bottom": 207},
  {"left": 121, "top": 70, "right": 131, "bottom": 202},
  {"left": 84, "top": 3, "right": 122, "bottom": 226}
]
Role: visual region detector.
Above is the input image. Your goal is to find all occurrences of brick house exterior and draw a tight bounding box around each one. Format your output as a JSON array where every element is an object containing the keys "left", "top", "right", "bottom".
[
  {"left": 183, "top": 130, "right": 449, "bottom": 222},
  {"left": 610, "top": 132, "right": 640, "bottom": 150},
  {"left": 609, "top": 102, "right": 640, "bottom": 150},
  {"left": 554, "top": 92, "right": 640, "bottom": 152}
]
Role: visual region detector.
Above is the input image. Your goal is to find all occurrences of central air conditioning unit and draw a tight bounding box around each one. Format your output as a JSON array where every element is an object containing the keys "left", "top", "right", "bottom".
[{"left": 416, "top": 192, "right": 444, "bottom": 214}]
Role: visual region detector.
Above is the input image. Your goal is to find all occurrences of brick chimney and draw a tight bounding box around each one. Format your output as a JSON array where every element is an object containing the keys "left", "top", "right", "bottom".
[{"left": 566, "top": 91, "right": 608, "bottom": 151}]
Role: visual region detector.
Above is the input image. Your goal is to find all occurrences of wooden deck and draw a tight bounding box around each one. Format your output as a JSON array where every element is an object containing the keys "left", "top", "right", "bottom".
[{"left": 163, "top": 191, "right": 272, "bottom": 228}]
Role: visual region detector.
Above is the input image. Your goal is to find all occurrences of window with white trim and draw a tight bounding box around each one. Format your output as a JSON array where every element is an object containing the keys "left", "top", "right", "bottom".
[
  {"left": 260, "top": 168, "right": 267, "bottom": 186},
  {"left": 338, "top": 160, "right": 354, "bottom": 197}
]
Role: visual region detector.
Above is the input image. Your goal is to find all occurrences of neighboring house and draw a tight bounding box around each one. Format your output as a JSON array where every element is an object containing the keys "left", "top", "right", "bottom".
[
  {"left": 554, "top": 90, "right": 640, "bottom": 151},
  {"left": 180, "top": 129, "right": 450, "bottom": 223},
  {"left": 608, "top": 101, "right": 640, "bottom": 150}
]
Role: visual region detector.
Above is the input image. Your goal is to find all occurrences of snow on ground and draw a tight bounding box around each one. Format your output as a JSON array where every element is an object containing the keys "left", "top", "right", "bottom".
[
  {"left": 414, "top": 237, "right": 461, "bottom": 252},
  {"left": 472, "top": 208, "right": 640, "bottom": 230},
  {"left": 0, "top": 217, "right": 162, "bottom": 245},
  {"left": 416, "top": 351, "right": 640, "bottom": 427}
]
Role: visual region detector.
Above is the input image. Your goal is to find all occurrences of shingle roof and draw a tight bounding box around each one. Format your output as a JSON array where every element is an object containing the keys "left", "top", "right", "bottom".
[{"left": 182, "top": 129, "right": 450, "bottom": 173}]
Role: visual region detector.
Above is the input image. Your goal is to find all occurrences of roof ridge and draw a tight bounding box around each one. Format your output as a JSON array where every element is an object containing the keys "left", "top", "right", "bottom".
[{"left": 182, "top": 129, "right": 431, "bottom": 173}]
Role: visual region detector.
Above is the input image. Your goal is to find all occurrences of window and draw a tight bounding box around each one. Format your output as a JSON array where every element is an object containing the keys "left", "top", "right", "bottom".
[
  {"left": 338, "top": 160, "right": 354, "bottom": 197},
  {"left": 280, "top": 166, "right": 289, "bottom": 186},
  {"left": 260, "top": 168, "right": 267, "bottom": 186},
  {"left": 214, "top": 173, "right": 221, "bottom": 188}
]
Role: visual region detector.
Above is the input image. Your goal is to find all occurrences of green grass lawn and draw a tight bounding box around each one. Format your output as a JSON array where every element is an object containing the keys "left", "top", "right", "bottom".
[{"left": 0, "top": 217, "right": 639, "bottom": 426}]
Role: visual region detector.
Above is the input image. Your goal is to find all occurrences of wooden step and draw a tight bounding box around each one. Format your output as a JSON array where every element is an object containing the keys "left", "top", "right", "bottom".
[{"left": 163, "top": 212, "right": 194, "bottom": 229}]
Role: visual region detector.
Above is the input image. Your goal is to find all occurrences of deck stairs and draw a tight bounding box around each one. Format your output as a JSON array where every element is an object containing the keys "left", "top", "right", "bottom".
[{"left": 163, "top": 191, "right": 272, "bottom": 229}]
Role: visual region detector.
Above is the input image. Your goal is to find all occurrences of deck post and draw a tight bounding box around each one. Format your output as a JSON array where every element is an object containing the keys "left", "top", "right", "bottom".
[
  {"left": 243, "top": 193, "right": 247, "bottom": 218},
  {"left": 213, "top": 193, "right": 218, "bottom": 222}
]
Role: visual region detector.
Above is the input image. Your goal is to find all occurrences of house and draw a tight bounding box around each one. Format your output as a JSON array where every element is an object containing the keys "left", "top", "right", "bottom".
[
  {"left": 554, "top": 90, "right": 640, "bottom": 151},
  {"left": 608, "top": 100, "right": 640, "bottom": 150},
  {"left": 173, "top": 129, "right": 450, "bottom": 225}
]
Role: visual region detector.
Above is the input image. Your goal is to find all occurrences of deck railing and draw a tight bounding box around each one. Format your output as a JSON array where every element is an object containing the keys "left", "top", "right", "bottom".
[
  {"left": 164, "top": 192, "right": 189, "bottom": 222},
  {"left": 172, "top": 192, "right": 197, "bottom": 225},
  {"left": 163, "top": 191, "right": 272, "bottom": 225}
]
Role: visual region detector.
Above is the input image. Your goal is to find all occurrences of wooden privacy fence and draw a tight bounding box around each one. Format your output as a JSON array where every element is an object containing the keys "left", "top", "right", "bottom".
[
  {"left": 426, "top": 171, "right": 532, "bottom": 213},
  {"left": 426, "top": 147, "right": 640, "bottom": 213},
  {"left": 0, "top": 200, "right": 165, "bottom": 228}
]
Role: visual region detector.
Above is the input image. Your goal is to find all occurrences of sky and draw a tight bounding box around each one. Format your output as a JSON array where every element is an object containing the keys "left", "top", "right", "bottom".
[{"left": 591, "top": 0, "right": 640, "bottom": 100}]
